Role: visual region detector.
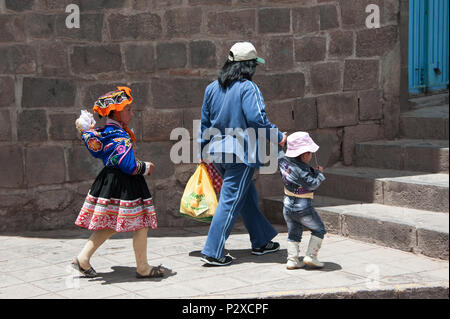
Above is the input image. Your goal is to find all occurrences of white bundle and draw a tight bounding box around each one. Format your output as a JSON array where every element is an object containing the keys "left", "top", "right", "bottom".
[{"left": 75, "top": 110, "right": 96, "bottom": 132}]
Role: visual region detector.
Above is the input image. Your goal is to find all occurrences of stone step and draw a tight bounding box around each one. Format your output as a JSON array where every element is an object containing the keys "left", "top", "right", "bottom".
[
  {"left": 400, "top": 105, "right": 449, "bottom": 140},
  {"left": 262, "top": 195, "right": 449, "bottom": 260},
  {"left": 355, "top": 139, "right": 449, "bottom": 173},
  {"left": 409, "top": 93, "right": 449, "bottom": 109},
  {"left": 315, "top": 165, "right": 449, "bottom": 213}
]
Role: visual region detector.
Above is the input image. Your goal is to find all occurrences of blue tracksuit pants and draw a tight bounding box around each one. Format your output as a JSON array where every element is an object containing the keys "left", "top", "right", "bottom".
[{"left": 201, "top": 162, "right": 278, "bottom": 259}]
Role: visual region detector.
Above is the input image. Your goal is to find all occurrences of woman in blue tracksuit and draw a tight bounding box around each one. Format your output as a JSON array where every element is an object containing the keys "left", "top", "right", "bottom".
[{"left": 198, "top": 42, "right": 287, "bottom": 266}]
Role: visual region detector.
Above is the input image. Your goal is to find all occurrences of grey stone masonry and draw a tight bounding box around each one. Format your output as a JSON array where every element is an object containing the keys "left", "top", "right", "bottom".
[
  {"left": 262, "top": 93, "right": 449, "bottom": 263},
  {"left": 1, "top": 0, "right": 403, "bottom": 231}
]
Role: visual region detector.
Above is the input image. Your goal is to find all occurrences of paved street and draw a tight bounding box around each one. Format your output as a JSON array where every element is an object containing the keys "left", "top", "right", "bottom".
[{"left": 0, "top": 224, "right": 448, "bottom": 299}]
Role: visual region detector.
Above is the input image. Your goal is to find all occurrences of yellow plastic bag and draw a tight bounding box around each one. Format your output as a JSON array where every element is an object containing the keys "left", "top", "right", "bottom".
[{"left": 179, "top": 163, "right": 218, "bottom": 223}]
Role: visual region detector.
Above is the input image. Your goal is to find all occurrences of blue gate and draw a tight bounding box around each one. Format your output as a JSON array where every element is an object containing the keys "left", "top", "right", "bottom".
[{"left": 409, "top": 0, "right": 449, "bottom": 94}]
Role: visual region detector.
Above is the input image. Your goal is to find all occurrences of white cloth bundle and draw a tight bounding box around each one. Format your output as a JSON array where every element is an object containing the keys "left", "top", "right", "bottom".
[{"left": 75, "top": 110, "right": 96, "bottom": 132}]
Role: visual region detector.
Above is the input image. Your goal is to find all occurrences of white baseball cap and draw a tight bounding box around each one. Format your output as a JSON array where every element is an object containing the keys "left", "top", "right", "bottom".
[{"left": 228, "top": 42, "right": 265, "bottom": 64}]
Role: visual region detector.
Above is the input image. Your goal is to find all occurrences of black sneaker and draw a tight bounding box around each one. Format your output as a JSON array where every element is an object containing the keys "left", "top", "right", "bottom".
[
  {"left": 200, "top": 255, "right": 233, "bottom": 266},
  {"left": 251, "top": 241, "right": 280, "bottom": 255}
]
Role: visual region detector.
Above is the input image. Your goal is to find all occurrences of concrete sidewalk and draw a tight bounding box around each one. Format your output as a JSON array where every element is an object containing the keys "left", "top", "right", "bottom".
[{"left": 0, "top": 224, "right": 448, "bottom": 299}]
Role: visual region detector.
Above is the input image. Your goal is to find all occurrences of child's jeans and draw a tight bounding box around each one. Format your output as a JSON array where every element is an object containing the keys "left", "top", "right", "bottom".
[{"left": 283, "top": 205, "right": 327, "bottom": 242}]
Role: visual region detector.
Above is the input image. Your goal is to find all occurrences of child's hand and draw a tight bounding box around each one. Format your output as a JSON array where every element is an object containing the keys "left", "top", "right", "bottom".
[
  {"left": 279, "top": 133, "right": 287, "bottom": 147},
  {"left": 146, "top": 162, "right": 155, "bottom": 176},
  {"left": 317, "top": 165, "right": 324, "bottom": 172}
]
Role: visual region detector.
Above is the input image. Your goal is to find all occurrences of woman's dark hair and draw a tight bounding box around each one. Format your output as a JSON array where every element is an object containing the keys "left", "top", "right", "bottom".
[{"left": 218, "top": 59, "right": 258, "bottom": 89}]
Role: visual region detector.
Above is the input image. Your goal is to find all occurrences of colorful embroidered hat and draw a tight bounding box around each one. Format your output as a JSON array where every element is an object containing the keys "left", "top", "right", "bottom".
[{"left": 92, "top": 86, "right": 133, "bottom": 117}]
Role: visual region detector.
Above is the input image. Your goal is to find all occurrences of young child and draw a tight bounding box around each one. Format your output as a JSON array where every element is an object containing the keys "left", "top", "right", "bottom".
[
  {"left": 72, "top": 86, "right": 165, "bottom": 279},
  {"left": 278, "top": 132, "right": 327, "bottom": 270}
]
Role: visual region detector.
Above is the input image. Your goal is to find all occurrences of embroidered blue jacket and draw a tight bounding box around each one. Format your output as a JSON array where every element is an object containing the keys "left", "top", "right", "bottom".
[{"left": 81, "top": 120, "right": 146, "bottom": 175}]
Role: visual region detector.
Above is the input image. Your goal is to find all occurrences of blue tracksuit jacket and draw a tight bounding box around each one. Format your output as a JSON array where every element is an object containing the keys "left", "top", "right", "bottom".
[{"left": 198, "top": 79, "right": 283, "bottom": 168}]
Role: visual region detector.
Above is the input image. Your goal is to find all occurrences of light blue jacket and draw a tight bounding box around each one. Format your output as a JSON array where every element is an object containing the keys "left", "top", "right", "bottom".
[{"left": 198, "top": 79, "right": 283, "bottom": 168}]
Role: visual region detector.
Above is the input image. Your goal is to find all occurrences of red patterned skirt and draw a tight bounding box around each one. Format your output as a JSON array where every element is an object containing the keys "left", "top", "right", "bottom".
[{"left": 75, "top": 167, "right": 157, "bottom": 232}]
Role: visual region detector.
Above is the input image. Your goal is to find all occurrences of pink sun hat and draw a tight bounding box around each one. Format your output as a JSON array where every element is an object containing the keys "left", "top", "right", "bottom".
[{"left": 285, "top": 132, "right": 319, "bottom": 158}]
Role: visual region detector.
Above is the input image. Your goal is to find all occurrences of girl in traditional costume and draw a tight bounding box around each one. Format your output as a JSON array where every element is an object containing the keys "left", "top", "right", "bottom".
[{"left": 72, "top": 86, "right": 165, "bottom": 278}]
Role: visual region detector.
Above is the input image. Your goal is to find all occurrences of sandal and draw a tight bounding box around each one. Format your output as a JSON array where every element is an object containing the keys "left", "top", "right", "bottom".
[
  {"left": 71, "top": 257, "right": 98, "bottom": 278},
  {"left": 136, "top": 265, "right": 165, "bottom": 279}
]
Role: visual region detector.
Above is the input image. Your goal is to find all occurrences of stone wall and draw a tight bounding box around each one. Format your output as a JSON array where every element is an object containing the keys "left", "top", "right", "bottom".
[{"left": 0, "top": 0, "right": 402, "bottom": 232}]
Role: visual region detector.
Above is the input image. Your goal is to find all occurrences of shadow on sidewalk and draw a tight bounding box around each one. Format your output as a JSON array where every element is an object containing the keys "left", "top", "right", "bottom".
[
  {"left": 188, "top": 249, "right": 342, "bottom": 272},
  {"left": 84, "top": 265, "right": 177, "bottom": 285}
]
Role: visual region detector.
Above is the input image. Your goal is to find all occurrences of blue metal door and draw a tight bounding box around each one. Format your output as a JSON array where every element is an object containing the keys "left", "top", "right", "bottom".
[{"left": 409, "top": 0, "right": 449, "bottom": 94}]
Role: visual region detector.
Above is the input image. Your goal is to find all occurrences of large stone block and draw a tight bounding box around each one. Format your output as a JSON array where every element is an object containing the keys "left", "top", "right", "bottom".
[
  {"left": 207, "top": 9, "right": 256, "bottom": 37},
  {"left": 319, "top": 4, "right": 339, "bottom": 30},
  {"left": 151, "top": 77, "right": 212, "bottom": 109},
  {"left": 356, "top": 26, "right": 398, "bottom": 57},
  {"left": 383, "top": 180, "right": 449, "bottom": 213},
  {"left": 329, "top": 30, "right": 354, "bottom": 58},
  {"left": 0, "top": 145, "right": 24, "bottom": 188},
  {"left": 0, "top": 15, "right": 25, "bottom": 42},
  {"left": 70, "top": 45, "right": 122, "bottom": 75},
  {"left": 295, "top": 36, "right": 326, "bottom": 62},
  {"left": 25, "top": 14, "right": 55, "bottom": 39},
  {"left": 137, "top": 142, "right": 175, "bottom": 180},
  {"left": 309, "top": 128, "right": 343, "bottom": 167},
  {"left": 292, "top": 6, "right": 320, "bottom": 35},
  {"left": 189, "top": 41, "right": 217, "bottom": 68},
  {"left": 263, "top": 36, "right": 294, "bottom": 71},
  {"left": 67, "top": 145, "right": 104, "bottom": 182},
  {"left": 310, "top": 62, "right": 342, "bottom": 94},
  {"left": 417, "top": 228, "right": 449, "bottom": 260},
  {"left": 108, "top": 13, "right": 162, "bottom": 41},
  {"left": 189, "top": 0, "right": 231, "bottom": 4},
  {"left": 0, "top": 45, "right": 37, "bottom": 74},
  {"left": 262, "top": 197, "right": 284, "bottom": 225},
  {"left": 341, "top": 214, "right": 416, "bottom": 252},
  {"left": 182, "top": 107, "right": 201, "bottom": 139},
  {"left": 344, "top": 59, "right": 380, "bottom": 91},
  {"left": 0, "top": 110, "right": 12, "bottom": 141},
  {"left": 156, "top": 42, "right": 187, "bottom": 70},
  {"left": 294, "top": 97, "right": 317, "bottom": 131},
  {"left": 355, "top": 142, "right": 403, "bottom": 170},
  {"left": 343, "top": 124, "right": 383, "bottom": 165},
  {"left": 5, "top": 0, "right": 34, "bottom": 11},
  {"left": 17, "top": 109, "right": 48, "bottom": 142},
  {"left": 34, "top": 188, "right": 74, "bottom": 212},
  {"left": 25, "top": 146, "right": 66, "bottom": 187},
  {"left": 0, "top": 77, "right": 15, "bottom": 107},
  {"left": 258, "top": 8, "right": 290, "bottom": 34},
  {"left": 142, "top": 109, "right": 183, "bottom": 142},
  {"left": 55, "top": 14, "right": 104, "bottom": 42},
  {"left": 400, "top": 116, "right": 449, "bottom": 140},
  {"left": 165, "top": 8, "right": 202, "bottom": 38},
  {"left": 317, "top": 93, "right": 358, "bottom": 128},
  {"left": 404, "top": 144, "right": 449, "bottom": 173},
  {"left": 358, "top": 89, "right": 383, "bottom": 120},
  {"left": 22, "top": 78, "right": 76, "bottom": 108},
  {"left": 34, "top": 0, "right": 72, "bottom": 10},
  {"left": 266, "top": 101, "right": 295, "bottom": 132},
  {"left": 316, "top": 172, "right": 384, "bottom": 203},
  {"left": 78, "top": 0, "right": 128, "bottom": 10},
  {"left": 49, "top": 113, "right": 79, "bottom": 141},
  {"left": 254, "top": 73, "right": 305, "bottom": 102},
  {"left": 147, "top": 177, "right": 196, "bottom": 227},
  {"left": 37, "top": 41, "right": 70, "bottom": 76}
]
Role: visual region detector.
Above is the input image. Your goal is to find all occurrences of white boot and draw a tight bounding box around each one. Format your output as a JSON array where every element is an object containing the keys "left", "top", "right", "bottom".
[
  {"left": 303, "top": 235, "right": 324, "bottom": 268},
  {"left": 286, "top": 241, "right": 304, "bottom": 270}
]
